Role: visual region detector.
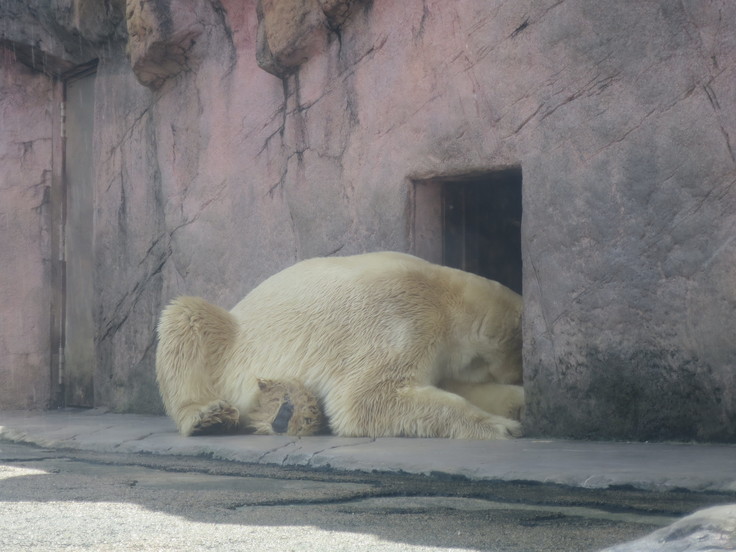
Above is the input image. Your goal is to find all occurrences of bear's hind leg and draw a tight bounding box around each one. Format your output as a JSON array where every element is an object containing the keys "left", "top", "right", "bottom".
[
  {"left": 156, "top": 296, "right": 241, "bottom": 436},
  {"left": 439, "top": 381, "right": 525, "bottom": 421},
  {"left": 333, "top": 385, "right": 522, "bottom": 439}
]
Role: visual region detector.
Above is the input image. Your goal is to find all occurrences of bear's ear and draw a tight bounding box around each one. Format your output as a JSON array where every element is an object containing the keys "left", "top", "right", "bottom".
[{"left": 257, "top": 379, "right": 272, "bottom": 391}]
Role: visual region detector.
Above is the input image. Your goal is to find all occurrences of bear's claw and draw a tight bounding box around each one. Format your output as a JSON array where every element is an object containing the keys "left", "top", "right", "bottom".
[
  {"left": 503, "top": 419, "right": 523, "bottom": 438},
  {"left": 191, "top": 400, "right": 240, "bottom": 435}
]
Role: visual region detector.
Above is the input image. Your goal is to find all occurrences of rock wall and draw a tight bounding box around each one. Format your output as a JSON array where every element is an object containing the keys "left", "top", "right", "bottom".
[
  {"left": 518, "top": 2, "right": 736, "bottom": 441},
  {"left": 0, "top": 49, "right": 56, "bottom": 409},
  {"left": 1, "top": 0, "right": 735, "bottom": 440}
]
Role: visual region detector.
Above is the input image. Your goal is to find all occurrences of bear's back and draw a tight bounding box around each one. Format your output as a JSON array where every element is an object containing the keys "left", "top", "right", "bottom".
[
  {"left": 231, "top": 251, "right": 444, "bottom": 317},
  {"left": 226, "top": 253, "right": 457, "bottom": 383},
  {"left": 224, "top": 252, "right": 520, "bottom": 391}
]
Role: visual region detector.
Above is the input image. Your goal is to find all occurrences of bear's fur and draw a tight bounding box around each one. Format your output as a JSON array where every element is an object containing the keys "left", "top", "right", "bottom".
[
  {"left": 156, "top": 252, "right": 524, "bottom": 439},
  {"left": 246, "top": 379, "right": 524, "bottom": 437},
  {"left": 248, "top": 378, "right": 524, "bottom": 437}
]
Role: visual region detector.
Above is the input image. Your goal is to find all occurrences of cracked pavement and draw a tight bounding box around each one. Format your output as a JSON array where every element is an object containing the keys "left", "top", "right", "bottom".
[
  {"left": 2, "top": 440, "right": 734, "bottom": 552},
  {"left": 1, "top": 409, "right": 735, "bottom": 551}
]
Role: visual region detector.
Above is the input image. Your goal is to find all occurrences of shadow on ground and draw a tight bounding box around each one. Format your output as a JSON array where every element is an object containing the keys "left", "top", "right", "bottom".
[{"left": 1, "top": 442, "right": 735, "bottom": 551}]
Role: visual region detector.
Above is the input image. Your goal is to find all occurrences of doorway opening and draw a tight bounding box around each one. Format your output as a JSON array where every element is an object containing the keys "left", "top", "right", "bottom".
[
  {"left": 413, "top": 167, "right": 522, "bottom": 294},
  {"left": 55, "top": 61, "right": 98, "bottom": 408}
]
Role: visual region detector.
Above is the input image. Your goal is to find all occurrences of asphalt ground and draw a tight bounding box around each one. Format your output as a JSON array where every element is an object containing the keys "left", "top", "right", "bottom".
[
  {"left": 1, "top": 410, "right": 735, "bottom": 551},
  {"left": 3, "top": 441, "right": 734, "bottom": 552}
]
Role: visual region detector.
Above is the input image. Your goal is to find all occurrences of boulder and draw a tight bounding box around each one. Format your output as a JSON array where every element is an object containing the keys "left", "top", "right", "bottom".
[
  {"left": 125, "top": 0, "right": 206, "bottom": 89},
  {"left": 255, "top": 0, "right": 329, "bottom": 77},
  {"left": 600, "top": 505, "right": 736, "bottom": 552}
]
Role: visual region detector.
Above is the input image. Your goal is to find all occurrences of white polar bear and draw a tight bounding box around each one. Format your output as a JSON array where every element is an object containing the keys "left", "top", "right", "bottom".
[{"left": 155, "top": 252, "right": 524, "bottom": 439}]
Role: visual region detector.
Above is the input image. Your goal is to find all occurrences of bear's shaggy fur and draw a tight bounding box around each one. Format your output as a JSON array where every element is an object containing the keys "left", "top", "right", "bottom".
[
  {"left": 248, "top": 378, "right": 524, "bottom": 437},
  {"left": 156, "top": 252, "right": 524, "bottom": 439}
]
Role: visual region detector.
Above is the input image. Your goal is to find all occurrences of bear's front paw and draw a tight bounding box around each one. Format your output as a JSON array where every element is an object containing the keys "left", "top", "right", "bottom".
[{"left": 191, "top": 400, "right": 240, "bottom": 435}]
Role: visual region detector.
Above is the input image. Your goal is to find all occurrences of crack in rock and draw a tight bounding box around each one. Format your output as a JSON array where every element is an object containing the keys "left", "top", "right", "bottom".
[
  {"left": 255, "top": 440, "right": 299, "bottom": 463},
  {"left": 115, "top": 432, "right": 156, "bottom": 448},
  {"left": 303, "top": 439, "right": 376, "bottom": 467}
]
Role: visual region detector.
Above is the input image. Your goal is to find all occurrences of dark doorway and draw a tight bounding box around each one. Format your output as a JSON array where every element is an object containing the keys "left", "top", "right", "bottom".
[
  {"left": 442, "top": 168, "right": 522, "bottom": 293},
  {"left": 413, "top": 167, "right": 522, "bottom": 294},
  {"left": 62, "top": 64, "right": 97, "bottom": 407}
]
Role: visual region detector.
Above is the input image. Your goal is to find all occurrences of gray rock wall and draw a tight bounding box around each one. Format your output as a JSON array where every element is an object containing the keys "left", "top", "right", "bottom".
[
  {"left": 518, "top": 2, "right": 736, "bottom": 441},
  {"left": 1, "top": 0, "right": 735, "bottom": 439}
]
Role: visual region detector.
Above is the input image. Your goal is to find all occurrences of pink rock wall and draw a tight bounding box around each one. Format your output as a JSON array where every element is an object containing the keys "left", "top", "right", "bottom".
[
  {"left": 0, "top": 49, "right": 55, "bottom": 409},
  {"left": 1, "top": 0, "right": 735, "bottom": 440}
]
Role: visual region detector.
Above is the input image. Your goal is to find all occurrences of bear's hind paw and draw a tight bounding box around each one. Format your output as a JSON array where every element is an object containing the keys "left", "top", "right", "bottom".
[
  {"left": 495, "top": 418, "right": 522, "bottom": 439},
  {"left": 505, "top": 419, "right": 523, "bottom": 438}
]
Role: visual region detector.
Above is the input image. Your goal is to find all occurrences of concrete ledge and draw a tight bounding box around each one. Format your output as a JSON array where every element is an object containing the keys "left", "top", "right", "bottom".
[{"left": 2, "top": 409, "right": 735, "bottom": 494}]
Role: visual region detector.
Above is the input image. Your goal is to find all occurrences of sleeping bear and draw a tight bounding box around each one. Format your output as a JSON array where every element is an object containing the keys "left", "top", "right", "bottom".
[{"left": 155, "top": 252, "right": 524, "bottom": 439}]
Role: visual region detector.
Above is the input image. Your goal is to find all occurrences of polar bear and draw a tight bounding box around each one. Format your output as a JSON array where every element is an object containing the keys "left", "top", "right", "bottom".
[{"left": 155, "top": 251, "right": 524, "bottom": 439}]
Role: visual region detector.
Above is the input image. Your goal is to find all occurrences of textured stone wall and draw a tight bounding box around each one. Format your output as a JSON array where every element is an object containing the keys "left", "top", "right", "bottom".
[
  {"left": 1, "top": 0, "right": 735, "bottom": 440},
  {"left": 517, "top": 3, "right": 736, "bottom": 442},
  {"left": 0, "top": 49, "right": 55, "bottom": 409}
]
